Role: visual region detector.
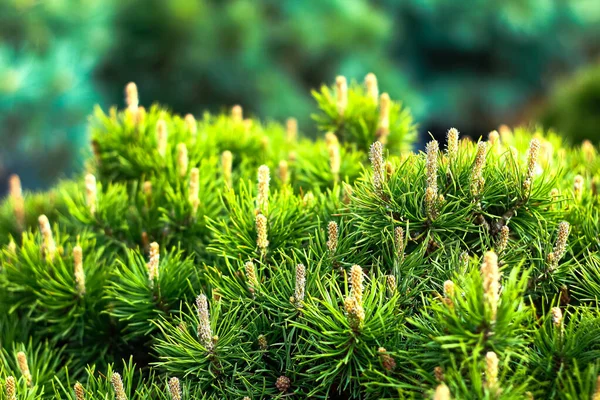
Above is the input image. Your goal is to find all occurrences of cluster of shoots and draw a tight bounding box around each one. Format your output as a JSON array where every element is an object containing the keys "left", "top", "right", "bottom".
[
  {"left": 546, "top": 222, "right": 570, "bottom": 271},
  {"left": 344, "top": 265, "right": 365, "bottom": 330},
  {"left": 336, "top": 73, "right": 392, "bottom": 144},
  {"left": 481, "top": 251, "right": 501, "bottom": 323},
  {"left": 196, "top": 294, "right": 214, "bottom": 351}
]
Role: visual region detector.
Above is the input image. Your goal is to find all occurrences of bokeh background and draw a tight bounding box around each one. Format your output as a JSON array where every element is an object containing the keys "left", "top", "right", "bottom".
[{"left": 1, "top": 0, "right": 600, "bottom": 193}]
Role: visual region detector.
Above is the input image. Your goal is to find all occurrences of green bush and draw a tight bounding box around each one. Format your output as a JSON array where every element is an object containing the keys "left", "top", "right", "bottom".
[{"left": 2, "top": 77, "right": 600, "bottom": 399}]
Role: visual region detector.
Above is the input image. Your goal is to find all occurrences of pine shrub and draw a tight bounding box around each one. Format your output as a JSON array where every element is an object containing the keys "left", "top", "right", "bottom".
[{"left": 1, "top": 76, "right": 600, "bottom": 399}]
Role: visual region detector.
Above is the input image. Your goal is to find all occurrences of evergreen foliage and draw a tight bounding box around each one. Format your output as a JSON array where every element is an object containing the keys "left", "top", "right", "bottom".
[{"left": 1, "top": 74, "right": 600, "bottom": 399}]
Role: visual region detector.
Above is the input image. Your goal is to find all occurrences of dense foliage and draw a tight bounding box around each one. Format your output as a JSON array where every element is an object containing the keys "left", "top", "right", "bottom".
[{"left": 1, "top": 75, "right": 600, "bottom": 399}]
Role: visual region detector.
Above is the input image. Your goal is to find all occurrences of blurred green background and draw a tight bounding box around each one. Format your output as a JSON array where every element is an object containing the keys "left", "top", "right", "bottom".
[{"left": 1, "top": 0, "right": 600, "bottom": 192}]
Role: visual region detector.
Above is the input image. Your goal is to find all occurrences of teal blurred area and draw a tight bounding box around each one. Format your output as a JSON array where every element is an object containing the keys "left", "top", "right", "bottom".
[{"left": 1, "top": 0, "right": 600, "bottom": 192}]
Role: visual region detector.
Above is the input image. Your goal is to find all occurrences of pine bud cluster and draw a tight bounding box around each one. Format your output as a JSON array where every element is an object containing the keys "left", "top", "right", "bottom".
[
  {"left": 17, "top": 351, "right": 32, "bottom": 387},
  {"left": 196, "top": 294, "right": 214, "bottom": 351},
  {"left": 470, "top": 141, "right": 487, "bottom": 198},
  {"left": 189, "top": 168, "right": 200, "bottom": 216},
  {"left": 176, "top": 143, "right": 188, "bottom": 177},
  {"left": 377, "top": 93, "right": 390, "bottom": 143},
  {"left": 257, "top": 165, "right": 270, "bottom": 214},
  {"left": 111, "top": 372, "right": 127, "bottom": 400},
  {"left": 370, "top": 141, "right": 385, "bottom": 195},
  {"left": 485, "top": 351, "right": 499, "bottom": 391},
  {"left": 147, "top": 242, "right": 160, "bottom": 282},
  {"left": 39, "top": 215, "right": 56, "bottom": 261},
  {"left": 168, "top": 377, "right": 181, "bottom": 400},
  {"left": 278, "top": 160, "right": 289, "bottom": 185},
  {"left": 546, "top": 221, "right": 570, "bottom": 271},
  {"left": 425, "top": 140, "right": 441, "bottom": 218},
  {"left": 125, "top": 82, "right": 139, "bottom": 112},
  {"left": 73, "top": 245, "right": 86, "bottom": 296},
  {"left": 185, "top": 114, "right": 197, "bottom": 138},
  {"left": 231, "top": 105, "right": 243, "bottom": 123},
  {"left": 326, "top": 132, "right": 341, "bottom": 181},
  {"left": 74, "top": 382, "right": 85, "bottom": 400},
  {"left": 85, "top": 174, "right": 97, "bottom": 215},
  {"left": 256, "top": 214, "right": 269, "bottom": 251},
  {"left": 446, "top": 128, "right": 459, "bottom": 161},
  {"left": 481, "top": 251, "right": 501, "bottom": 322},
  {"left": 9, "top": 174, "right": 25, "bottom": 229},
  {"left": 523, "top": 139, "right": 540, "bottom": 192},
  {"left": 574, "top": 175, "right": 584, "bottom": 198},
  {"left": 551, "top": 307, "right": 563, "bottom": 328},
  {"left": 378, "top": 347, "right": 396, "bottom": 371},
  {"left": 395, "top": 226, "right": 405, "bottom": 263},
  {"left": 291, "top": 264, "right": 306, "bottom": 308},
  {"left": 286, "top": 118, "right": 297, "bottom": 142},
  {"left": 245, "top": 261, "right": 259, "bottom": 292},
  {"left": 156, "top": 120, "right": 168, "bottom": 157},
  {"left": 496, "top": 225, "right": 509, "bottom": 253},
  {"left": 336, "top": 76, "right": 347, "bottom": 117},
  {"left": 222, "top": 151, "right": 233, "bottom": 187},
  {"left": 365, "top": 72, "right": 378, "bottom": 103},
  {"left": 345, "top": 265, "right": 365, "bottom": 330},
  {"left": 326, "top": 221, "right": 338, "bottom": 253}
]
